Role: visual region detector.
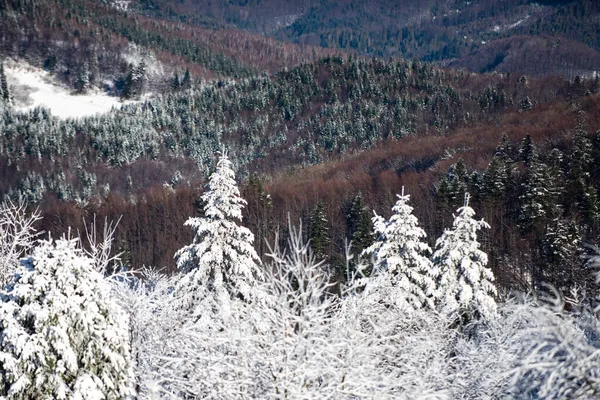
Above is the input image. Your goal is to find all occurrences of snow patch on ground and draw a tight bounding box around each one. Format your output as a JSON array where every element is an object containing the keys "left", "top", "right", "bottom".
[
  {"left": 112, "top": 0, "right": 130, "bottom": 11},
  {"left": 507, "top": 15, "right": 529, "bottom": 29},
  {"left": 4, "top": 60, "right": 135, "bottom": 119}
]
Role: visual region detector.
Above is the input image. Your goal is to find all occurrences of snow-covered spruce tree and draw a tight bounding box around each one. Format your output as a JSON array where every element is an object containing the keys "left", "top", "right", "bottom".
[
  {"left": 362, "top": 189, "right": 436, "bottom": 310},
  {"left": 433, "top": 194, "right": 497, "bottom": 319},
  {"left": 0, "top": 238, "right": 134, "bottom": 399},
  {"left": 175, "top": 152, "right": 263, "bottom": 320}
]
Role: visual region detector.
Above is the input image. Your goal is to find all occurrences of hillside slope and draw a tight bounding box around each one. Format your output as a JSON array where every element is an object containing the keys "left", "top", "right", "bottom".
[{"left": 132, "top": 0, "right": 600, "bottom": 78}]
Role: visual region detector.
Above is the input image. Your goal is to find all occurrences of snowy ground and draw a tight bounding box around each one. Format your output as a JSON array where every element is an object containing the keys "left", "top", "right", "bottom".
[{"left": 5, "top": 60, "right": 134, "bottom": 119}]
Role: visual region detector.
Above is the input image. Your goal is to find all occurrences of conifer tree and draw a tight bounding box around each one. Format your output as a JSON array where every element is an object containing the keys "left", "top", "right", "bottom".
[
  {"left": 518, "top": 156, "right": 552, "bottom": 232},
  {"left": 75, "top": 62, "right": 90, "bottom": 93},
  {"left": 567, "top": 116, "right": 599, "bottom": 229},
  {"left": 433, "top": 194, "right": 497, "bottom": 319},
  {"left": 309, "top": 200, "right": 330, "bottom": 260},
  {"left": 0, "top": 238, "right": 134, "bottom": 399},
  {"left": 363, "top": 189, "right": 437, "bottom": 309},
  {"left": 519, "top": 134, "right": 537, "bottom": 167},
  {"left": 0, "top": 62, "right": 9, "bottom": 103},
  {"left": 346, "top": 193, "right": 374, "bottom": 257},
  {"left": 182, "top": 68, "right": 192, "bottom": 88},
  {"left": 175, "top": 152, "right": 263, "bottom": 317},
  {"left": 482, "top": 134, "right": 514, "bottom": 201},
  {"left": 540, "top": 218, "right": 583, "bottom": 294},
  {"left": 482, "top": 155, "right": 509, "bottom": 200}
]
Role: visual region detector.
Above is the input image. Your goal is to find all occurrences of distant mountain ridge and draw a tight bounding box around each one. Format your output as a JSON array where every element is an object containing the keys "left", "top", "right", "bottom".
[{"left": 128, "top": 0, "right": 600, "bottom": 79}]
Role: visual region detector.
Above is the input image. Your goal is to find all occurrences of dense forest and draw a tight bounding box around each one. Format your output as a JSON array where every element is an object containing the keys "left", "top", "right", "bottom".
[
  {"left": 1, "top": 51, "right": 599, "bottom": 299},
  {"left": 0, "top": 0, "right": 600, "bottom": 397},
  {"left": 132, "top": 0, "right": 600, "bottom": 78}
]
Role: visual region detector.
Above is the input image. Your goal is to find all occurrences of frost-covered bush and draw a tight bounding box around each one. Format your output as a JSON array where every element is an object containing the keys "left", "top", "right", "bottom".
[
  {"left": 448, "top": 292, "right": 600, "bottom": 399},
  {"left": 112, "top": 267, "right": 180, "bottom": 399},
  {"left": 0, "top": 238, "right": 134, "bottom": 399},
  {"left": 0, "top": 200, "right": 40, "bottom": 287}
]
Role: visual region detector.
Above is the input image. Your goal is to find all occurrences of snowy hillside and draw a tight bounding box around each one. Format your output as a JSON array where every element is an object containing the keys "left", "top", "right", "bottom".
[{"left": 4, "top": 60, "right": 138, "bottom": 119}]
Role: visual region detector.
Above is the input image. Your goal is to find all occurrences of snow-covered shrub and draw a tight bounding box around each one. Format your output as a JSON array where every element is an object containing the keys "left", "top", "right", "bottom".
[
  {"left": 112, "top": 267, "right": 179, "bottom": 399},
  {"left": 336, "top": 271, "right": 455, "bottom": 399},
  {"left": 0, "top": 238, "right": 134, "bottom": 399},
  {"left": 449, "top": 292, "right": 600, "bottom": 399},
  {"left": 0, "top": 200, "right": 40, "bottom": 287}
]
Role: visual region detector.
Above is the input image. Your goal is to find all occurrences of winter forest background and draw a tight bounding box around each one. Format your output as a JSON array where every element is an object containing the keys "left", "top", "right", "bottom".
[{"left": 1, "top": 0, "right": 600, "bottom": 398}]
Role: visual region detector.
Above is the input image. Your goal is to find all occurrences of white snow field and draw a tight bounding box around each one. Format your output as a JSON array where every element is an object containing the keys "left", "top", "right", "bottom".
[{"left": 5, "top": 60, "right": 130, "bottom": 119}]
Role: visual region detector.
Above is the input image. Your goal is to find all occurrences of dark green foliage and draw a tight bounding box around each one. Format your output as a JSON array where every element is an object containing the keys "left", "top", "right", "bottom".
[
  {"left": 0, "top": 62, "right": 8, "bottom": 102},
  {"left": 121, "top": 61, "right": 147, "bottom": 99},
  {"left": 309, "top": 200, "right": 330, "bottom": 260},
  {"left": 518, "top": 134, "right": 537, "bottom": 167},
  {"left": 539, "top": 218, "right": 583, "bottom": 293},
  {"left": 182, "top": 68, "right": 192, "bottom": 89},
  {"left": 436, "top": 159, "right": 471, "bottom": 209},
  {"left": 75, "top": 62, "right": 90, "bottom": 93},
  {"left": 518, "top": 158, "right": 552, "bottom": 232},
  {"left": 482, "top": 156, "right": 509, "bottom": 201},
  {"left": 566, "top": 115, "right": 599, "bottom": 230},
  {"left": 346, "top": 193, "right": 374, "bottom": 257}
]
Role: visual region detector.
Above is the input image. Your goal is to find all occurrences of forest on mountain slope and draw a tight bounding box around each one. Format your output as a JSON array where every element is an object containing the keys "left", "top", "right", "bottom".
[
  {"left": 1, "top": 0, "right": 600, "bottom": 397},
  {"left": 0, "top": 0, "right": 339, "bottom": 93},
  {"left": 131, "top": 0, "right": 600, "bottom": 79},
  {"left": 0, "top": 0, "right": 599, "bottom": 304},
  {"left": 0, "top": 52, "right": 598, "bottom": 299}
]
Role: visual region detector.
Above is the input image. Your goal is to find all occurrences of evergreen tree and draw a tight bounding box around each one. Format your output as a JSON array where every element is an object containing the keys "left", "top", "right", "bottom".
[
  {"left": 518, "top": 157, "right": 552, "bottom": 232},
  {"left": 346, "top": 193, "right": 374, "bottom": 257},
  {"left": 546, "top": 148, "right": 566, "bottom": 219},
  {"left": 540, "top": 218, "right": 583, "bottom": 294},
  {"left": 436, "top": 158, "right": 470, "bottom": 209},
  {"left": 482, "top": 155, "right": 509, "bottom": 201},
  {"left": 182, "top": 68, "right": 192, "bottom": 88},
  {"left": 75, "top": 62, "right": 90, "bottom": 93},
  {"left": 309, "top": 200, "right": 330, "bottom": 260},
  {"left": 172, "top": 71, "right": 181, "bottom": 91},
  {"left": 433, "top": 194, "right": 497, "bottom": 319},
  {"left": 482, "top": 133, "right": 515, "bottom": 201},
  {"left": 363, "top": 189, "right": 437, "bottom": 310},
  {"left": 567, "top": 116, "right": 599, "bottom": 228},
  {"left": 0, "top": 238, "right": 134, "bottom": 399},
  {"left": 175, "top": 152, "right": 263, "bottom": 317},
  {"left": 494, "top": 133, "right": 512, "bottom": 162},
  {"left": 0, "top": 62, "right": 9, "bottom": 103},
  {"left": 518, "top": 134, "right": 537, "bottom": 167}
]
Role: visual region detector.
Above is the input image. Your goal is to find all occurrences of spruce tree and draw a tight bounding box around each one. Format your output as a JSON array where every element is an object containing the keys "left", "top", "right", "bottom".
[
  {"left": 309, "top": 200, "right": 330, "bottom": 260},
  {"left": 0, "top": 239, "right": 134, "bottom": 399},
  {"left": 363, "top": 189, "right": 437, "bottom": 310},
  {"left": 519, "top": 134, "right": 537, "bottom": 167},
  {"left": 482, "top": 133, "right": 514, "bottom": 201},
  {"left": 540, "top": 218, "right": 582, "bottom": 294},
  {"left": 0, "top": 62, "right": 9, "bottom": 103},
  {"left": 433, "top": 194, "right": 497, "bottom": 319},
  {"left": 567, "top": 117, "right": 599, "bottom": 229},
  {"left": 182, "top": 68, "right": 192, "bottom": 88},
  {"left": 346, "top": 193, "right": 374, "bottom": 257},
  {"left": 482, "top": 155, "right": 509, "bottom": 200},
  {"left": 518, "top": 156, "right": 552, "bottom": 232},
  {"left": 175, "top": 152, "right": 263, "bottom": 317}
]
